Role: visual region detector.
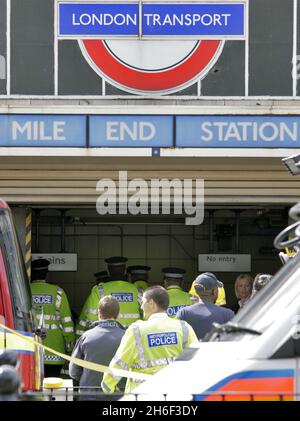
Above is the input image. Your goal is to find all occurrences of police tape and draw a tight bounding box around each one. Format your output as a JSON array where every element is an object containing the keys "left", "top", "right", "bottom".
[{"left": 0, "top": 323, "right": 151, "bottom": 382}]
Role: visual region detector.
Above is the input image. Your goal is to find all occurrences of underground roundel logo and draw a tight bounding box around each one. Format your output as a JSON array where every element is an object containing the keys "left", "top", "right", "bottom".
[
  {"left": 79, "top": 39, "right": 224, "bottom": 95},
  {"left": 57, "top": 1, "right": 246, "bottom": 95}
]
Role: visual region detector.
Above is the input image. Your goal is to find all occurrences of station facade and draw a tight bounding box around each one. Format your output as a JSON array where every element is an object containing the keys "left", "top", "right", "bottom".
[{"left": 1, "top": 0, "right": 300, "bottom": 311}]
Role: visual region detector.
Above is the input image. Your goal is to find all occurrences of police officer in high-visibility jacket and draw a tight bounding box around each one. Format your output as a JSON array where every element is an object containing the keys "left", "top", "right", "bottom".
[
  {"left": 101, "top": 286, "right": 198, "bottom": 394},
  {"left": 163, "top": 267, "right": 193, "bottom": 318},
  {"left": 127, "top": 265, "right": 151, "bottom": 291},
  {"left": 189, "top": 272, "right": 227, "bottom": 306},
  {"left": 30, "top": 259, "right": 75, "bottom": 377},
  {"left": 76, "top": 257, "right": 141, "bottom": 337}
]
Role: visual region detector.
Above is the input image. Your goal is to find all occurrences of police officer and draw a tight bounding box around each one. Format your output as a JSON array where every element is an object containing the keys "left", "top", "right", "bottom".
[
  {"left": 101, "top": 286, "right": 197, "bottom": 394},
  {"left": 30, "top": 259, "right": 75, "bottom": 378},
  {"left": 162, "top": 267, "right": 193, "bottom": 318},
  {"left": 76, "top": 257, "right": 141, "bottom": 337},
  {"left": 189, "top": 272, "right": 227, "bottom": 306},
  {"left": 127, "top": 265, "right": 151, "bottom": 291}
]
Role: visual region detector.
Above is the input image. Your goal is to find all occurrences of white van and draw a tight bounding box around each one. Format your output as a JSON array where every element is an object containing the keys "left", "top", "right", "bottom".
[{"left": 129, "top": 245, "right": 300, "bottom": 401}]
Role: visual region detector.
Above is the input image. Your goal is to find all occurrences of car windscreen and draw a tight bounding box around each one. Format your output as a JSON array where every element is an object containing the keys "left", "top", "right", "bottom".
[{"left": 210, "top": 252, "right": 300, "bottom": 342}]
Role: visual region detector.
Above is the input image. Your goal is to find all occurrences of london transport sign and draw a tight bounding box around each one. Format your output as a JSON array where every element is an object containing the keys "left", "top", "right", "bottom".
[{"left": 57, "top": 1, "right": 247, "bottom": 95}]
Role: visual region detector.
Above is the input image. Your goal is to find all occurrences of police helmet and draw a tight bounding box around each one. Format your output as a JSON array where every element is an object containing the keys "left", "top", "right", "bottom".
[
  {"left": 31, "top": 258, "right": 50, "bottom": 272},
  {"left": 162, "top": 267, "right": 186, "bottom": 279}
]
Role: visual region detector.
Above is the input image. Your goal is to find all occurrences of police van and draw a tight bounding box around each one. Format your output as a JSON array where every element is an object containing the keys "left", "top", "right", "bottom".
[{"left": 130, "top": 208, "right": 300, "bottom": 401}]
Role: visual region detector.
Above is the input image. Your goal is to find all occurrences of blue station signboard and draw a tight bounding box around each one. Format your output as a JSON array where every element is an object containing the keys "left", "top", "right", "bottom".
[{"left": 0, "top": 115, "right": 299, "bottom": 149}]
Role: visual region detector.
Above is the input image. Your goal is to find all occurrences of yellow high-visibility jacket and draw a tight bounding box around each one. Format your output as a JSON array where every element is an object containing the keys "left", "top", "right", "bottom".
[
  {"left": 134, "top": 280, "right": 149, "bottom": 291},
  {"left": 31, "top": 281, "right": 75, "bottom": 365},
  {"left": 101, "top": 312, "right": 198, "bottom": 394},
  {"left": 166, "top": 285, "right": 193, "bottom": 318},
  {"left": 76, "top": 280, "right": 141, "bottom": 337}
]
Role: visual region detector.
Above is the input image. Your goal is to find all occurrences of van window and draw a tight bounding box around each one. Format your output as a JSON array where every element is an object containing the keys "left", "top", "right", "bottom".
[
  {"left": 0, "top": 210, "right": 32, "bottom": 330},
  {"left": 271, "top": 336, "right": 300, "bottom": 358},
  {"left": 213, "top": 254, "right": 300, "bottom": 342}
]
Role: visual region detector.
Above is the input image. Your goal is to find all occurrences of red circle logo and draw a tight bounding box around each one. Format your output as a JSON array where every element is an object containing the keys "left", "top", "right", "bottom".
[{"left": 79, "top": 39, "right": 224, "bottom": 95}]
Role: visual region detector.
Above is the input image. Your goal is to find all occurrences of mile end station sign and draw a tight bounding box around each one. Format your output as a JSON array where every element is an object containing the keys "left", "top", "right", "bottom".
[{"left": 1, "top": 115, "right": 299, "bottom": 149}]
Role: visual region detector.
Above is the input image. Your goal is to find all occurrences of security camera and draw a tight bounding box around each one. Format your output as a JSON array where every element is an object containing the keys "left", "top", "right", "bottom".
[{"left": 282, "top": 153, "right": 300, "bottom": 175}]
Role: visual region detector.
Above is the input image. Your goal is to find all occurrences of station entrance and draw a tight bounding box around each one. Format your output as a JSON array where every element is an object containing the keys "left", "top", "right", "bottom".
[
  {"left": 4, "top": 154, "right": 298, "bottom": 317},
  {"left": 22, "top": 206, "right": 286, "bottom": 318}
]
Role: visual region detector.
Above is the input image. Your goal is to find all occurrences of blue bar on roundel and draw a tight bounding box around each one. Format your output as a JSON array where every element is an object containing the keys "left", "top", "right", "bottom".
[
  {"left": 142, "top": 3, "right": 245, "bottom": 37},
  {"left": 59, "top": 3, "right": 139, "bottom": 36}
]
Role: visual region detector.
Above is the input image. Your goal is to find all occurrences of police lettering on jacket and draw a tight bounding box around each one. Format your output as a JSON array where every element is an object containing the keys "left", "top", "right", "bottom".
[
  {"left": 32, "top": 294, "right": 53, "bottom": 305},
  {"left": 147, "top": 332, "right": 178, "bottom": 347},
  {"left": 167, "top": 305, "right": 190, "bottom": 317},
  {"left": 111, "top": 292, "right": 133, "bottom": 302}
]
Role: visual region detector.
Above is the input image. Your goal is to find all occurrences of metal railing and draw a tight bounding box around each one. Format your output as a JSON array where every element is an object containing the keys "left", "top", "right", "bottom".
[{"left": 15, "top": 387, "right": 300, "bottom": 402}]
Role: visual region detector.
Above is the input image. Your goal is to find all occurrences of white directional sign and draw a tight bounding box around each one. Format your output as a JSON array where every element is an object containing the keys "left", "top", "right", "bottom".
[
  {"left": 198, "top": 254, "right": 251, "bottom": 272},
  {"left": 32, "top": 253, "right": 78, "bottom": 272}
]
